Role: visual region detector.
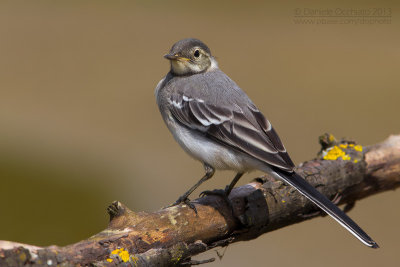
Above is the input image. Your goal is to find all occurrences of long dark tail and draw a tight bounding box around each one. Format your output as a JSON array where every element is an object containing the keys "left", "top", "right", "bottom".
[{"left": 272, "top": 168, "right": 379, "bottom": 248}]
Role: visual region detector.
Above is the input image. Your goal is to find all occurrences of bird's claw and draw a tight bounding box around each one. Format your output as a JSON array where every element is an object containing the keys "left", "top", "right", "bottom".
[
  {"left": 199, "top": 188, "right": 229, "bottom": 200},
  {"left": 199, "top": 187, "right": 234, "bottom": 213},
  {"left": 167, "top": 196, "right": 198, "bottom": 214}
]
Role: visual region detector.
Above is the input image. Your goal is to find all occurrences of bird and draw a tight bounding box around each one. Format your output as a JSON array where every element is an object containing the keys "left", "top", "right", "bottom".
[{"left": 155, "top": 38, "right": 378, "bottom": 248}]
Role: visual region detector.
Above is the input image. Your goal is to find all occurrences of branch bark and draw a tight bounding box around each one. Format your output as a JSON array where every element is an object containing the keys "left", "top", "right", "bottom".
[{"left": 1, "top": 134, "right": 399, "bottom": 266}]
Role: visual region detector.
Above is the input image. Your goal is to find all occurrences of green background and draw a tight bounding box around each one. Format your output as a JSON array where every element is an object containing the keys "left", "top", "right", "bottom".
[{"left": 0, "top": 1, "right": 399, "bottom": 266}]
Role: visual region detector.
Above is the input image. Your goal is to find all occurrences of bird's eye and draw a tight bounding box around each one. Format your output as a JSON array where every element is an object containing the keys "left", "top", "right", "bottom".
[{"left": 194, "top": 50, "right": 200, "bottom": 58}]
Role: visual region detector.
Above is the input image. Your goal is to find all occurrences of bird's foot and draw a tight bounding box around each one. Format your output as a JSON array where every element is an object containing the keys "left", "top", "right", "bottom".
[
  {"left": 166, "top": 196, "right": 198, "bottom": 214},
  {"left": 199, "top": 187, "right": 229, "bottom": 200},
  {"left": 199, "top": 186, "right": 234, "bottom": 212}
]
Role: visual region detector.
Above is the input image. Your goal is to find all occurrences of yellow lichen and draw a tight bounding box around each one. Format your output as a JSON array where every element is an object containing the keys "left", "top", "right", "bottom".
[
  {"left": 323, "top": 146, "right": 351, "bottom": 161},
  {"left": 111, "top": 248, "right": 121, "bottom": 255},
  {"left": 19, "top": 253, "right": 27, "bottom": 262},
  {"left": 110, "top": 248, "right": 130, "bottom": 263},
  {"left": 353, "top": 159, "right": 358, "bottom": 163},
  {"left": 349, "top": 144, "right": 355, "bottom": 148},
  {"left": 107, "top": 258, "right": 113, "bottom": 263},
  {"left": 329, "top": 134, "right": 336, "bottom": 142},
  {"left": 339, "top": 144, "right": 348, "bottom": 149},
  {"left": 323, "top": 146, "right": 344, "bottom": 160},
  {"left": 171, "top": 247, "right": 185, "bottom": 264},
  {"left": 341, "top": 154, "right": 351, "bottom": 160},
  {"left": 131, "top": 256, "right": 139, "bottom": 265},
  {"left": 354, "top": 145, "right": 363, "bottom": 152},
  {"left": 119, "top": 250, "right": 130, "bottom": 262}
]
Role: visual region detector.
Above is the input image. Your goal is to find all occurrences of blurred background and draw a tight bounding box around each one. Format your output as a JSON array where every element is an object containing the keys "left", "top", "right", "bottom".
[{"left": 0, "top": 1, "right": 399, "bottom": 266}]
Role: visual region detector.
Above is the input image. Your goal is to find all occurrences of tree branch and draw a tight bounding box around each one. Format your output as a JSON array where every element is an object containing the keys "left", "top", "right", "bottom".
[{"left": 1, "top": 134, "right": 399, "bottom": 266}]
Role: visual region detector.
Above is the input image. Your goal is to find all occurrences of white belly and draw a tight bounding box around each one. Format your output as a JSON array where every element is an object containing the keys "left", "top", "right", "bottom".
[{"left": 166, "top": 114, "right": 264, "bottom": 172}]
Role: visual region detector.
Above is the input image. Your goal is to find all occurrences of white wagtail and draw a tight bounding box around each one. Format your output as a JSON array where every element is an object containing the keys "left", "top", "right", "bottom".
[{"left": 155, "top": 38, "right": 378, "bottom": 248}]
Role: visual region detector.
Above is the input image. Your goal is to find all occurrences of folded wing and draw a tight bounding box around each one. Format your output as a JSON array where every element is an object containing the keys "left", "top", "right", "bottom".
[{"left": 168, "top": 92, "right": 295, "bottom": 172}]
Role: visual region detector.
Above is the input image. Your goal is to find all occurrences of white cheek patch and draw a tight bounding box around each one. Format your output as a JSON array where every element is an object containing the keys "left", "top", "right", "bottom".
[
  {"left": 209, "top": 57, "right": 218, "bottom": 71},
  {"left": 187, "top": 63, "right": 202, "bottom": 73}
]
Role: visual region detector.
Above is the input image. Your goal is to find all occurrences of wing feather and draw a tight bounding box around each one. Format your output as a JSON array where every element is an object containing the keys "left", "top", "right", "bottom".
[{"left": 168, "top": 93, "right": 295, "bottom": 171}]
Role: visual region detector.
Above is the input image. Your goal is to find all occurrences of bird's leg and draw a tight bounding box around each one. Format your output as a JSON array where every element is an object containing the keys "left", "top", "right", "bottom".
[
  {"left": 167, "top": 164, "right": 215, "bottom": 213},
  {"left": 225, "top": 172, "right": 244, "bottom": 195},
  {"left": 200, "top": 172, "right": 244, "bottom": 199},
  {"left": 200, "top": 172, "right": 244, "bottom": 217}
]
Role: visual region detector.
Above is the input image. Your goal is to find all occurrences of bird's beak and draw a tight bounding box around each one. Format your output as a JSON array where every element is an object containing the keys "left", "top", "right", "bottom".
[{"left": 164, "top": 53, "right": 190, "bottom": 61}]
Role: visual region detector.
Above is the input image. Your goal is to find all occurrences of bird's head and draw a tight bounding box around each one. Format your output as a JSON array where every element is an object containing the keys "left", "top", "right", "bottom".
[{"left": 164, "top": 38, "right": 217, "bottom": 76}]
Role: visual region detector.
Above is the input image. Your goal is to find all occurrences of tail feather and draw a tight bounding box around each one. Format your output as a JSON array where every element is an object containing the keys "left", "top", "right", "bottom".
[{"left": 272, "top": 168, "right": 379, "bottom": 248}]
